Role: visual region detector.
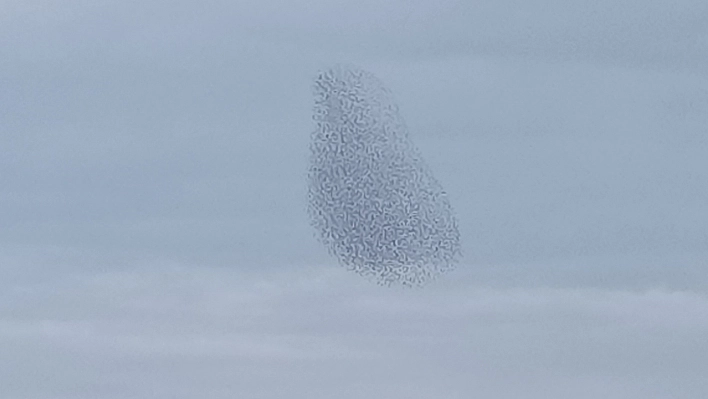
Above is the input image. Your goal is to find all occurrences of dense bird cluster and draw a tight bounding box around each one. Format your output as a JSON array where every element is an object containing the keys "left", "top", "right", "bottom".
[{"left": 307, "top": 65, "right": 461, "bottom": 286}]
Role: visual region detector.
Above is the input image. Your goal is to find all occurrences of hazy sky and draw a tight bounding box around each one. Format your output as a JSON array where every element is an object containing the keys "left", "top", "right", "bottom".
[{"left": 2, "top": 1, "right": 708, "bottom": 398}]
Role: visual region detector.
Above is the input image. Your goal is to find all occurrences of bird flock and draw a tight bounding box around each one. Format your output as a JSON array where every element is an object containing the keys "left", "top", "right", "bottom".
[{"left": 307, "top": 65, "right": 461, "bottom": 287}]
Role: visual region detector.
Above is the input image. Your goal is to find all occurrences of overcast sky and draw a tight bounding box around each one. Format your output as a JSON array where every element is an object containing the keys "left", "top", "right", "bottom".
[{"left": 2, "top": 1, "right": 708, "bottom": 398}]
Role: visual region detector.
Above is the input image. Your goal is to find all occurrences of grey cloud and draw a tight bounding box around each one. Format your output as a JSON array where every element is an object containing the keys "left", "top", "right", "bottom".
[
  {"left": 1, "top": 265, "right": 707, "bottom": 398},
  {"left": 404, "top": 0, "right": 707, "bottom": 67},
  {"left": 1, "top": 1, "right": 707, "bottom": 396},
  {"left": 2, "top": 31, "right": 707, "bottom": 288},
  {"left": 4, "top": 0, "right": 707, "bottom": 70}
]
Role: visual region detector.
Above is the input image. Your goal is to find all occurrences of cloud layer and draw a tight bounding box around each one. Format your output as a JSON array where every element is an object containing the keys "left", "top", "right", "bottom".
[
  {"left": 2, "top": 264, "right": 707, "bottom": 399},
  {"left": 2, "top": 1, "right": 707, "bottom": 397}
]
